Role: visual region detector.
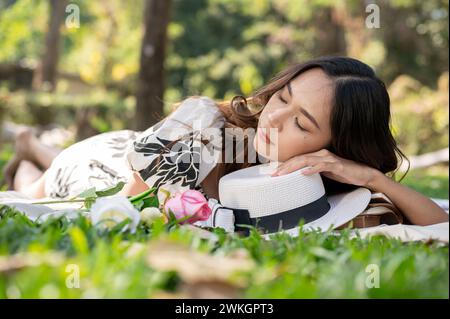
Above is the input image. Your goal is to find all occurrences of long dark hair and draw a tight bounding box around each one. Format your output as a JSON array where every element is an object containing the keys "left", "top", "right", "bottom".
[{"left": 211, "top": 56, "right": 410, "bottom": 194}]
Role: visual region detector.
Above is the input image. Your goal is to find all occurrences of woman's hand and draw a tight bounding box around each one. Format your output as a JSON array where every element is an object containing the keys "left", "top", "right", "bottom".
[
  {"left": 271, "top": 149, "right": 379, "bottom": 189},
  {"left": 272, "top": 149, "right": 449, "bottom": 225}
]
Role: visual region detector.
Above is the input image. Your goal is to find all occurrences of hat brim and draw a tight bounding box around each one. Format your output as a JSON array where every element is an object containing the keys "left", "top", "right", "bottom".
[{"left": 262, "top": 187, "right": 372, "bottom": 239}]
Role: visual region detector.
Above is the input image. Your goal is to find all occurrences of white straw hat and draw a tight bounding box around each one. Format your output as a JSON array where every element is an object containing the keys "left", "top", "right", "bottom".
[{"left": 207, "top": 162, "right": 371, "bottom": 238}]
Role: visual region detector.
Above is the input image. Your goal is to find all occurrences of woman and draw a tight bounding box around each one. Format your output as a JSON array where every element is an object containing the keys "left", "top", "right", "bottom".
[{"left": 3, "top": 56, "right": 448, "bottom": 226}]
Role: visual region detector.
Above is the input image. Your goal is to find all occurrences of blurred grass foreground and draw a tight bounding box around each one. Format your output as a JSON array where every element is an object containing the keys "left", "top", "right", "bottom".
[{"left": 0, "top": 206, "right": 448, "bottom": 298}]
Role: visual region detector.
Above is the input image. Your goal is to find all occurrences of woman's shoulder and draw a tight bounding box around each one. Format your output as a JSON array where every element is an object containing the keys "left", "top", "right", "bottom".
[
  {"left": 169, "top": 95, "right": 225, "bottom": 128},
  {"left": 125, "top": 96, "right": 226, "bottom": 191},
  {"left": 131, "top": 96, "right": 224, "bottom": 143},
  {"left": 175, "top": 95, "right": 218, "bottom": 110}
]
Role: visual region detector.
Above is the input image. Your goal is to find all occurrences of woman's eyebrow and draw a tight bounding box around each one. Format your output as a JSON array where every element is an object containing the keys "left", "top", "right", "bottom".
[{"left": 286, "top": 81, "right": 321, "bottom": 130}]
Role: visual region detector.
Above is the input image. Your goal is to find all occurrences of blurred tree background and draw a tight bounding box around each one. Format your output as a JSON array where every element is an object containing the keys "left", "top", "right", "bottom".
[{"left": 0, "top": 0, "right": 448, "bottom": 194}]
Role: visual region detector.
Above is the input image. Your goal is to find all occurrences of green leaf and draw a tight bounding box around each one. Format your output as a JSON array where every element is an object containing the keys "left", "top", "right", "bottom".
[
  {"left": 167, "top": 209, "right": 177, "bottom": 222},
  {"left": 84, "top": 198, "right": 96, "bottom": 210},
  {"left": 142, "top": 196, "right": 159, "bottom": 209},
  {"left": 131, "top": 194, "right": 159, "bottom": 211},
  {"left": 96, "top": 181, "right": 126, "bottom": 197},
  {"left": 109, "top": 218, "right": 132, "bottom": 234},
  {"left": 69, "top": 226, "right": 89, "bottom": 254},
  {"left": 165, "top": 208, "right": 193, "bottom": 229},
  {"left": 133, "top": 200, "right": 145, "bottom": 211},
  {"left": 75, "top": 187, "right": 98, "bottom": 199},
  {"left": 129, "top": 187, "right": 157, "bottom": 203}
]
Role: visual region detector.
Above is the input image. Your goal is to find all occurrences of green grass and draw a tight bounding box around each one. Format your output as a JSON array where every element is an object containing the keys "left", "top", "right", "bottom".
[
  {"left": 0, "top": 144, "right": 448, "bottom": 298},
  {"left": 400, "top": 165, "right": 449, "bottom": 199},
  {"left": 0, "top": 206, "right": 448, "bottom": 298},
  {"left": 0, "top": 143, "right": 13, "bottom": 191}
]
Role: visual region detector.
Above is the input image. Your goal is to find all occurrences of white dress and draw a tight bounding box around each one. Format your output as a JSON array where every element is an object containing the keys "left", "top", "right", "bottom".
[{"left": 44, "top": 96, "right": 226, "bottom": 200}]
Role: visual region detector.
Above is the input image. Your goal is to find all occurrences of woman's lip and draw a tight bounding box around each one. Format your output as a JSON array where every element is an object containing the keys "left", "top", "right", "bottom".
[{"left": 258, "top": 128, "right": 272, "bottom": 144}]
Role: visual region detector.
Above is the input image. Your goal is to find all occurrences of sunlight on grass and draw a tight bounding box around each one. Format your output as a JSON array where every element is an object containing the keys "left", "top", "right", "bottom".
[
  {"left": 0, "top": 143, "right": 13, "bottom": 191},
  {"left": 401, "top": 165, "right": 449, "bottom": 199},
  {"left": 0, "top": 207, "right": 448, "bottom": 298}
]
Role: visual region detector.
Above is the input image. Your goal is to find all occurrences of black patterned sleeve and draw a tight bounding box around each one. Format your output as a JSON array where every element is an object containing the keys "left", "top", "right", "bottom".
[{"left": 125, "top": 96, "right": 225, "bottom": 193}]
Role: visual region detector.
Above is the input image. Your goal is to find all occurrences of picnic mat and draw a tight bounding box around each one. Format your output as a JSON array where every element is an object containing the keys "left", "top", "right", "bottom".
[{"left": 0, "top": 190, "right": 448, "bottom": 243}]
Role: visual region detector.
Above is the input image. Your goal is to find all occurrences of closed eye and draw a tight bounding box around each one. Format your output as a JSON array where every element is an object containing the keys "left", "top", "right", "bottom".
[
  {"left": 294, "top": 117, "right": 307, "bottom": 131},
  {"left": 278, "top": 92, "right": 307, "bottom": 132},
  {"left": 278, "top": 92, "right": 287, "bottom": 104}
]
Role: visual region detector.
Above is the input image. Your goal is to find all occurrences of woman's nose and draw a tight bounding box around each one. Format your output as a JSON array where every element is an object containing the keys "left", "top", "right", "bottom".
[{"left": 268, "top": 108, "right": 292, "bottom": 130}]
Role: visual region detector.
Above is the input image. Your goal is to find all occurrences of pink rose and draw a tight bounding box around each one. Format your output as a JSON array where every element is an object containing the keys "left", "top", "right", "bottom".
[{"left": 164, "top": 190, "right": 212, "bottom": 224}]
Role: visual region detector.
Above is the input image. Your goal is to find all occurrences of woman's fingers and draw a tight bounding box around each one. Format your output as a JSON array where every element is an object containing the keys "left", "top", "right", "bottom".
[
  {"left": 271, "top": 149, "right": 342, "bottom": 177},
  {"left": 301, "top": 162, "right": 332, "bottom": 175},
  {"left": 272, "top": 155, "right": 321, "bottom": 176},
  {"left": 270, "top": 148, "right": 376, "bottom": 187}
]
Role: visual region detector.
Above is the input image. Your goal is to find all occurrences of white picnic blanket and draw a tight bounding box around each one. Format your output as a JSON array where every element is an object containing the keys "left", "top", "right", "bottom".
[
  {"left": 0, "top": 190, "right": 448, "bottom": 243},
  {"left": 0, "top": 191, "right": 87, "bottom": 222},
  {"left": 352, "top": 222, "right": 449, "bottom": 243}
]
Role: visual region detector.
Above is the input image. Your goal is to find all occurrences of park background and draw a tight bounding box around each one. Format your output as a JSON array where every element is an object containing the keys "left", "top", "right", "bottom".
[
  {"left": 0, "top": 0, "right": 448, "bottom": 298},
  {"left": 0, "top": 0, "right": 448, "bottom": 193}
]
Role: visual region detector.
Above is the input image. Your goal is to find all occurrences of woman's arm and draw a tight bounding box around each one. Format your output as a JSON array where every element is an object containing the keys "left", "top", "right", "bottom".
[
  {"left": 118, "top": 170, "right": 150, "bottom": 197},
  {"left": 367, "top": 170, "right": 448, "bottom": 225},
  {"left": 272, "top": 149, "right": 449, "bottom": 226}
]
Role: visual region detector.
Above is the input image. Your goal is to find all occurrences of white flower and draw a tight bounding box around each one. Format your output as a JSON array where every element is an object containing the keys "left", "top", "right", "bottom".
[
  {"left": 90, "top": 196, "right": 140, "bottom": 233},
  {"left": 140, "top": 207, "right": 164, "bottom": 226}
]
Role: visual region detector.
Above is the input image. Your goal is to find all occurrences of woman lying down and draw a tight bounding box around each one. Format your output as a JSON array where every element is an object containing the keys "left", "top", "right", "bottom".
[{"left": 2, "top": 56, "right": 448, "bottom": 232}]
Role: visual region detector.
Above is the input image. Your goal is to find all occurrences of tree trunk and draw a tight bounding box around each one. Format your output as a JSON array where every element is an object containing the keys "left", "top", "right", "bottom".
[
  {"left": 314, "top": 7, "right": 347, "bottom": 56},
  {"left": 134, "top": 0, "right": 172, "bottom": 131},
  {"left": 33, "top": 0, "right": 68, "bottom": 92}
]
